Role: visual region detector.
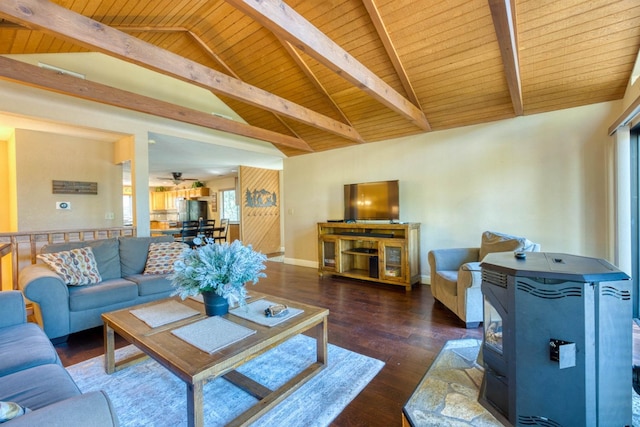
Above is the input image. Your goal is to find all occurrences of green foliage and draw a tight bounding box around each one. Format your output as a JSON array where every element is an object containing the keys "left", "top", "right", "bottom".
[{"left": 169, "top": 238, "right": 267, "bottom": 307}]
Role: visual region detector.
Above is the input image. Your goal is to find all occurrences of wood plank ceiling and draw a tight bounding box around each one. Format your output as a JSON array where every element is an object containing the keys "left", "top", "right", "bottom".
[{"left": 0, "top": 0, "right": 639, "bottom": 157}]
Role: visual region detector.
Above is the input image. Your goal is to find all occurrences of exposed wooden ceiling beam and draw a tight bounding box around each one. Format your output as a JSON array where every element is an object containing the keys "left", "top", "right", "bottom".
[
  {"left": 117, "top": 26, "right": 241, "bottom": 78},
  {"left": 81, "top": 25, "right": 237, "bottom": 77},
  {"left": 0, "top": 19, "right": 21, "bottom": 28},
  {"left": 488, "top": 0, "right": 523, "bottom": 116},
  {"left": 181, "top": 29, "right": 310, "bottom": 142},
  {"left": 225, "top": 0, "right": 430, "bottom": 131},
  {"left": 362, "top": 0, "right": 422, "bottom": 109},
  {"left": 1, "top": 22, "right": 310, "bottom": 142},
  {"left": 112, "top": 25, "right": 310, "bottom": 143},
  {"left": 0, "top": 56, "right": 313, "bottom": 152},
  {"left": 280, "top": 40, "right": 355, "bottom": 129},
  {"left": 0, "top": 0, "right": 364, "bottom": 143}
]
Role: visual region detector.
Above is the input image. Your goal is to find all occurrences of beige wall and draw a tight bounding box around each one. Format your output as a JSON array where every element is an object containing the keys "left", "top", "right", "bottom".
[
  {"left": 0, "top": 132, "right": 18, "bottom": 231},
  {"left": 282, "top": 101, "right": 621, "bottom": 280},
  {"left": 14, "top": 129, "right": 123, "bottom": 231},
  {"left": 0, "top": 135, "right": 13, "bottom": 289},
  {"left": 0, "top": 136, "right": 12, "bottom": 231}
]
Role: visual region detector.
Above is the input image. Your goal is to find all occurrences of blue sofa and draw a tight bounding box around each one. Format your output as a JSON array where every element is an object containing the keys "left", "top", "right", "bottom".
[
  {"left": 0, "top": 291, "right": 118, "bottom": 425},
  {"left": 19, "top": 236, "right": 178, "bottom": 341}
]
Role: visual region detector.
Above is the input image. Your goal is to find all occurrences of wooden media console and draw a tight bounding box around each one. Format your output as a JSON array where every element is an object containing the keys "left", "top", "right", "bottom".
[{"left": 317, "top": 222, "right": 420, "bottom": 291}]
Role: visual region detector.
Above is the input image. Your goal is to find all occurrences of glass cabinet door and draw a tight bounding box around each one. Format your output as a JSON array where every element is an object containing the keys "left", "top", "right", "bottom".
[
  {"left": 382, "top": 243, "right": 404, "bottom": 281},
  {"left": 321, "top": 238, "right": 337, "bottom": 271}
]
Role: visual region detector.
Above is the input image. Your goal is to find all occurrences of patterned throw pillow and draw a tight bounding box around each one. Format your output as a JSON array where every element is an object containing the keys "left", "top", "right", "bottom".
[
  {"left": 0, "top": 401, "right": 30, "bottom": 422},
  {"left": 37, "top": 247, "right": 102, "bottom": 286},
  {"left": 143, "top": 242, "right": 188, "bottom": 275}
]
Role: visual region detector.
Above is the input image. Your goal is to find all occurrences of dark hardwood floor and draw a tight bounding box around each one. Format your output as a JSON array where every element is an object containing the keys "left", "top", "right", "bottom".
[{"left": 51, "top": 261, "right": 484, "bottom": 426}]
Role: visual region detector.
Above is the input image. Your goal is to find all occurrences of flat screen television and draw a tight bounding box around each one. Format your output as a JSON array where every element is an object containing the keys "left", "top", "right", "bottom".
[{"left": 344, "top": 180, "right": 399, "bottom": 221}]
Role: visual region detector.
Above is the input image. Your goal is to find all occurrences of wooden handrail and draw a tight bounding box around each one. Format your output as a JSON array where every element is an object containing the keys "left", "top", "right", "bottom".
[{"left": 0, "top": 227, "right": 137, "bottom": 290}]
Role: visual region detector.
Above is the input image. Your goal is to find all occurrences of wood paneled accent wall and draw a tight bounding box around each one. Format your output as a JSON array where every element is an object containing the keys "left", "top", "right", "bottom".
[{"left": 239, "top": 166, "right": 281, "bottom": 255}]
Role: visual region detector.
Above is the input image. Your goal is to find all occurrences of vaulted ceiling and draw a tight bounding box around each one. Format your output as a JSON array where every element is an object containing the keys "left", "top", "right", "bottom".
[{"left": 0, "top": 0, "right": 639, "bottom": 158}]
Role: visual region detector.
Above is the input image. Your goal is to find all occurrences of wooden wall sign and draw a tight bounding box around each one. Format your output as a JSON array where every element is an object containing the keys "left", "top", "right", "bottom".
[
  {"left": 239, "top": 166, "right": 281, "bottom": 255},
  {"left": 52, "top": 180, "right": 98, "bottom": 195}
]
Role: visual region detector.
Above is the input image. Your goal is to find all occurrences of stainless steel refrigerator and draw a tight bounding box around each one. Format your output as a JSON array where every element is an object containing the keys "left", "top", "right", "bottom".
[{"left": 177, "top": 200, "right": 208, "bottom": 223}]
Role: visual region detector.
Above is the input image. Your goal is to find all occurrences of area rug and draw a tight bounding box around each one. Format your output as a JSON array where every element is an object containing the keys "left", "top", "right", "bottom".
[{"left": 66, "top": 335, "right": 384, "bottom": 426}]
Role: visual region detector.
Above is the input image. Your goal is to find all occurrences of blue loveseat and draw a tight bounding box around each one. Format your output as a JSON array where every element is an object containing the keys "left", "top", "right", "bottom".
[
  {"left": 19, "top": 235, "right": 179, "bottom": 341},
  {"left": 0, "top": 291, "right": 118, "bottom": 425}
]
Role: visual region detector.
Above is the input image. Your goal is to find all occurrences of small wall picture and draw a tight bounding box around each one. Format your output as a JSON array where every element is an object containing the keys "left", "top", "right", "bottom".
[
  {"left": 52, "top": 180, "right": 98, "bottom": 195},
  {"left": 209, "top": 193, "right": 217, "bottom": 212}
]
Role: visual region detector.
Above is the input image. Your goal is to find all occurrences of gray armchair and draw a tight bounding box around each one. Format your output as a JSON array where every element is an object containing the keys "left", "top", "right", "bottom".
[{"left": 428, "top": 231, "right": 540, "bottom": 328}]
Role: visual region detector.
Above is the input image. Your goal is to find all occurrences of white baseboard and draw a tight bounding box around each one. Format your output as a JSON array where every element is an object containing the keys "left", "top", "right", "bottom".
[{"left": 283, "top": 258, "right": 317, "bottom": 269}]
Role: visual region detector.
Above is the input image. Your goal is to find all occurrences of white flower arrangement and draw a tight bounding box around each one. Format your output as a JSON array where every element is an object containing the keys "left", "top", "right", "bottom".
[{"left": 169, "top": 238, "right": 267, "bottom": 307}]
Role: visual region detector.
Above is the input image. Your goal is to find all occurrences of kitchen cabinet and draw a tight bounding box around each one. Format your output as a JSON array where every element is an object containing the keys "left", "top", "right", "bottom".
[
  {"left": 150, "top": 188, "right": 210, "bottom": 211},
  {"left": 188, "top": 187, "right": 210, "bottom": 198},
  {"left": 164, "top": 192, "right": 176, "bottom": 210},
  {"left": 150, "top": 191, "right": 166, "bottom": 211}
]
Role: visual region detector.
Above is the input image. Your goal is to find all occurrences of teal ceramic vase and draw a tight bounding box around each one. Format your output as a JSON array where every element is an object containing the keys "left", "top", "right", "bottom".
[{"left": 202, "top": 291, "right": 229, "bottom": 316}]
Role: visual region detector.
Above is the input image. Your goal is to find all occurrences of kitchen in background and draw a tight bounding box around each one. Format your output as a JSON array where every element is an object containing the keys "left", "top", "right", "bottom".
[
  {"left": 149, "top": 185, "right": 212, "bottom": 230},
  {"left": 177, "top": 199, "right": 207, "bottom": 222}
]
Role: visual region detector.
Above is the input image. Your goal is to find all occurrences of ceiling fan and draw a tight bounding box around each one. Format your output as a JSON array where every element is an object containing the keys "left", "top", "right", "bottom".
[{"left": 156, "top": 172, "right": 199, "bottom": 185}]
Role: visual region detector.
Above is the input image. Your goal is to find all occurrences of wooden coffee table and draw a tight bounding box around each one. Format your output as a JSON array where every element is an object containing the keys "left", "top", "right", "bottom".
[{"left": 102, "top": 292, "right": 329, "bottom": 427}]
